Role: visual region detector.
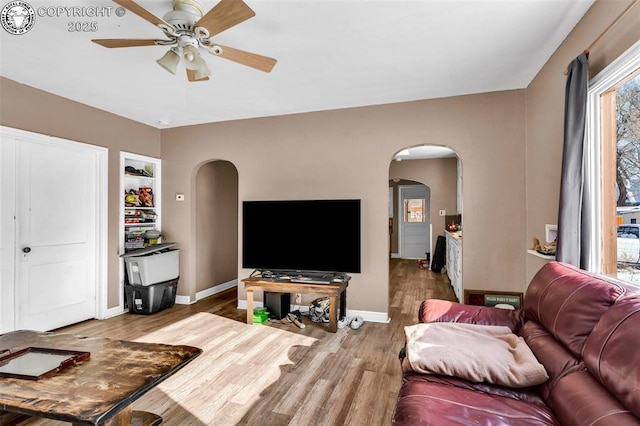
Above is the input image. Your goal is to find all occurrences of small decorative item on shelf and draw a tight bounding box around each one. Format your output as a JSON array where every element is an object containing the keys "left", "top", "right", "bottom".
[
  {"left": 124, "top": 166, "right": 153, "bottom": 178},
  {"left": 124, "top": 189, "right": 139, "bottom": 207},
  {"left": 138, "top": 187, "right": 154, "bottom": 207},
  {"left": 532, "top": 237, "right": 556, "bottom": 255},
  {"left": 447, "top": 221, "right": 459, "bottom": 232}
]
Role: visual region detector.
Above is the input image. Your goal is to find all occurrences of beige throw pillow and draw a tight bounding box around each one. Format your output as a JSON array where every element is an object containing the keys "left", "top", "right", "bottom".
[{"left": 404, "top": 322, "right": 549, "bottom": 388}]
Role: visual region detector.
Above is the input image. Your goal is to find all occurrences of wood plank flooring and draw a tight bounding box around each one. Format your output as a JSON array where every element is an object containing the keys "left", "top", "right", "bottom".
[{"left": 12, "top": 259, "right": 455, "bottom": 426}]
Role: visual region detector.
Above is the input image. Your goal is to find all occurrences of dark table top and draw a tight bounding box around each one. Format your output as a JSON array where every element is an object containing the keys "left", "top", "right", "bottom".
[{"left": 0, "top": 330, "right": 201, "bottom": 425}]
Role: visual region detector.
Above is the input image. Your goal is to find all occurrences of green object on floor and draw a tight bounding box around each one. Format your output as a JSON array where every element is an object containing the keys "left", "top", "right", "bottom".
[{"left": 253, "top": 308, "right": 269, "bottom": 324}]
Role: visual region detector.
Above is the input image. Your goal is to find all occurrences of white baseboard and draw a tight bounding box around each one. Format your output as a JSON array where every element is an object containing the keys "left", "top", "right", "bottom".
[
  {"left": 237, "top": 299, "right": 264, "bottom": 310},
  {"left": 391, "top": 252, "right": 400, "bottom": 258},
  {"left": 175, "top": 294, "right": 193, "bottom": 305},
  {"left": 175, "top": 279, "right": 238, "bottom": 305},
  {"left": 347, "top": 309, "right": 390, "bottom": 323},
  {"left": 103, "top": 305, "right": 126, "bottom": 319}
]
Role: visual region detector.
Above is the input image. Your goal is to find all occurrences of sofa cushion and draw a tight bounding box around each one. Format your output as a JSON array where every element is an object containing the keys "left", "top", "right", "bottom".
[
  {"left": 393, "top": 373, "right": 559, "bottom": 425},
  {"left": 547, "top": 370, "right": 640, "bottom": 426},
  {"left": 524, "top": 262, "right": 627, "bottom": 357},
  {"left": 519, "top": 320, "right": 583, "bottom": 401},
  {"left": 583, "top": 295, "right": 640, "bottom": 418},
  {"left": 418, "top": 299, "right": 525, "bottom": 333}
]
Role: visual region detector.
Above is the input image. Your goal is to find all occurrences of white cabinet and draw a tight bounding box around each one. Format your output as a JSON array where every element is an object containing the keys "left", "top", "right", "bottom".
[
  {"left": 120, "top": 152, "right": 161, "bottom": 254},
  {"left": 446, "top": 231, "right": 462, "bottom": 302}
]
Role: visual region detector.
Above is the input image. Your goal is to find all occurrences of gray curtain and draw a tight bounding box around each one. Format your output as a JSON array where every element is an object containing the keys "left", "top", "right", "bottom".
[{"left": 557, "top": 52, "right": 590, "bottom": 268}]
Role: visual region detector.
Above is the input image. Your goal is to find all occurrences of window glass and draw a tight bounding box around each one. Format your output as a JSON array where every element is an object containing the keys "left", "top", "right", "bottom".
[
  {"left": 608, "top": 73, "right": 640, "bottom": 285},
  {"left": 404, "top": 198, "right": 425, "bottom": 223}
]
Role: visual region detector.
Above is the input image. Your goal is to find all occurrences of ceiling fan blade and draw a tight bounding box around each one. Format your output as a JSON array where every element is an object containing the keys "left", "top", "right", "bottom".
[
  {"left": 92, "top": 39, "right": 160, "bottom": 48},
  {"left": 186, "top": 69, "right": 210, "bottom": 82},
  {"left": 112, "top": 0, "right": 172, "bottom": 28},
  {"left": 195, "top": 0, "right": 255, "bottom": 37},
  {"left": 214, "top": 44, "right": 277, "bottom": 73}
]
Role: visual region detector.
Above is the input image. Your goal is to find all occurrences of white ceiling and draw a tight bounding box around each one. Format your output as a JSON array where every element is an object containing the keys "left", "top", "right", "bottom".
[{"left": 1, "top": 0, "right": 594, "bottom": 131}]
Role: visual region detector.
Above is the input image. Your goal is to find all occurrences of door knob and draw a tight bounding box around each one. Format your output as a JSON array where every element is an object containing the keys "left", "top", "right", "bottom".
[{"left": 22, "top": 247, "right": 31, "bottom": 253}]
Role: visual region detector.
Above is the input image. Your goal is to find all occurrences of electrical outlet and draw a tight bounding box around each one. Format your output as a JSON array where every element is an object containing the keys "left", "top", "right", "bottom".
[{"left": 295, "top": 293, "right": 302, "bottom": 304}]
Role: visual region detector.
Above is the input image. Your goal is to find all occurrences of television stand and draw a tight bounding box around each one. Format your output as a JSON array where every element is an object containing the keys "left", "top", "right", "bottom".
[{"left": 241, "top": 275, "right": 350, "bottom": 333}]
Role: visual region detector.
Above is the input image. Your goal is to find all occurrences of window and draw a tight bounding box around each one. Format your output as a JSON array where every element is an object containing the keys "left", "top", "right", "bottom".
[
  {"left": 588, "top": 39, "right": 640, "bottom": 287},
  {"left": 404, "top": 198, "right": 426, "bottom": 223}
]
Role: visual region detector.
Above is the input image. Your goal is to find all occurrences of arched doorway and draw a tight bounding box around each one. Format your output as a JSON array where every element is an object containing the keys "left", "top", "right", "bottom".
[
  {"left": 194, "top": 160, "right": 239, "bottom": 299},
  {"left": 389, "top": 145, "right": 461, "bottom": 261},
  {"left": 388, "top": 145, "right": 462, "bottom": 309}
]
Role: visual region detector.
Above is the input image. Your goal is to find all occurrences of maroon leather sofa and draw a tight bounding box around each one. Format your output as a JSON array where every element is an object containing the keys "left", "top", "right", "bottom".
[{"left": 393, "top": 261, "right": 640, "bottom": 425}]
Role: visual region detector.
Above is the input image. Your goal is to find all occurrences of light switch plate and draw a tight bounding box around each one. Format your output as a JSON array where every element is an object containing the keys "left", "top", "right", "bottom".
[{"left": 439, "top": 209, "right": 446, "bottom": 216}]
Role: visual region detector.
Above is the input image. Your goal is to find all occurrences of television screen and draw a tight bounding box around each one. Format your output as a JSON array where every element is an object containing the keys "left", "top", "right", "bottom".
[{"left": 242, "top": 199, "right": 361, "bottom": 274}]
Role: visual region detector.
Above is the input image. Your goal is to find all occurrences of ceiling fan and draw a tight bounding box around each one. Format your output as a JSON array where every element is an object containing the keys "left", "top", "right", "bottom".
[{"left": 92, "top": 0, "right": 277, "bottom": 82}]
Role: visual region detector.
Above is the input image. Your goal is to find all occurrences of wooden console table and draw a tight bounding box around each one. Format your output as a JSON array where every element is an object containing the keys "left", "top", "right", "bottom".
[
  {"left": 242, "top": 276, "right": 349, "bottom": 332},
  {"left": 0, "top": 330, "right": 201, "bottom": 425}
]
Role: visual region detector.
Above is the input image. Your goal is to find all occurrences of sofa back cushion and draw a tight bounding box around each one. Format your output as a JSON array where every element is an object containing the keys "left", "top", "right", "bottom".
[
  {"left": 547, "top": 369, "right": 640, "bottom": 425},
  {"left": 518, "top": 320, "right": 582, "bottom": 401},
  {"left": 524, "top": 262, "right": 627, "bottom": 357},
  {"left": 583, "top": 294, "right": 640, "bottom": 417}
]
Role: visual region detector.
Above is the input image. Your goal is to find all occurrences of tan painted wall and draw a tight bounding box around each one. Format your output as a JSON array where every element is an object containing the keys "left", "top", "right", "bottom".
[
  {"left": 525, "top": 0, "right": 640, "bottom": 282},
  {"left": 3, "top": 0, "right": 637, "bottom": 318},
  {"left": 0, "top": 77, "right": 160, "bottom": 308},
  {"left": 388, "top": 158, "right": 458, "bottom": 254},
  {"left": 161, "top": 89, "right": 526, "bottom": 316},
  {"left": 195, "top": 160, "right": 239, "bottom": 293}
]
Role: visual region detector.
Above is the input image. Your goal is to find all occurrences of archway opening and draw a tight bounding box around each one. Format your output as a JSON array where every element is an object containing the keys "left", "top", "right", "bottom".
[
  {"left": 388, "top": 144, "right": 462, "bottom": 316},
  {"left": 194, "top": 160, "right": 239, "bottom": 300}
]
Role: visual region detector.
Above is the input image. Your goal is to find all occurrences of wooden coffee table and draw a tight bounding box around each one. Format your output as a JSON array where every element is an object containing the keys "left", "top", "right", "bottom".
[{"left": 0, "top": 330, "right": 201, "bottom": 425}]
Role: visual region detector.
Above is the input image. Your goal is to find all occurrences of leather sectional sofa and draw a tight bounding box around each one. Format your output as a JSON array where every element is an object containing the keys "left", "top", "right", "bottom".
[{"left": 393, "top": 261, "right": 640, "bottom": 425}]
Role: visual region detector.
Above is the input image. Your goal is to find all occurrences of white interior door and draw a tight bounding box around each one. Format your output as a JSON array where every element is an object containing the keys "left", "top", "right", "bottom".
[
  {"left": 399, "top": 185, "right": 431, "bottom": 259},
  {"left": 15, "top": 138, "right": 102, "bottom": 331}
]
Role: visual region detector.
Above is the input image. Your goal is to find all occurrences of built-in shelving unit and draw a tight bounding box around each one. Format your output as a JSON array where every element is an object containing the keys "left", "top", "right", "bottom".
[{"left": 120, "top": 152, "right": 161, "bottom": 255}]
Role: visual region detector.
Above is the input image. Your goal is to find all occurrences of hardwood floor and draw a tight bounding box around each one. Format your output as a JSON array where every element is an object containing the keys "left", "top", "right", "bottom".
[{"left": 19, "top": 259, "right": 456, "bottom": 426}]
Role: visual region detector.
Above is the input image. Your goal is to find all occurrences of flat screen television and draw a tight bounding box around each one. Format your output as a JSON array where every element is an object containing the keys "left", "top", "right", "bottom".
[{"left": 242, "top": 199, "right": 361, "bottom": 274}]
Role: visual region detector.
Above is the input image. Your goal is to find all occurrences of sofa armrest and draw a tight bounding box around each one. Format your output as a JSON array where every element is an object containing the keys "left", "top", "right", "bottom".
[{"left": 418, "top": 299, "right": 525, "bottom": 333}]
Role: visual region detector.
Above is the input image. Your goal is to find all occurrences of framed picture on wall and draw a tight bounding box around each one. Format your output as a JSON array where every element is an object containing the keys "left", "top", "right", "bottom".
[{"left": 464, "top": 289, "right": 523, "bottom": 310}]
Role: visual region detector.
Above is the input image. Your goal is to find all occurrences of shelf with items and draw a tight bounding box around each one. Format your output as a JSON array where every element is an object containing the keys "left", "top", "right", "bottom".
[{"left": 124, "top": 208, "right": 157, "bottom": 226}]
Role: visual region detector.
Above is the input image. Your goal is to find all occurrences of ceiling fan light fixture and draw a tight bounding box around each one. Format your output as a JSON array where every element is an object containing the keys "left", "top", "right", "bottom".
[
  {"left": 194, "top": 61, "right": 211, "bottom": 80},
  {"left": 156, "top": 48, "right": 181, "bottom": 74},
  {"left": 182, "top": 44, "right": 205, "bottom": 70}
]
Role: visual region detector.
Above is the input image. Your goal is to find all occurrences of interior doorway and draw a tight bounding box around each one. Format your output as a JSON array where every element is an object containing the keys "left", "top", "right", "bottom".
[
  {"left": 194, "top": 160, "right": 239, "bottom": 300},
  {"left": 396, "top": 183, "right": 431, "bottom": 259}
]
